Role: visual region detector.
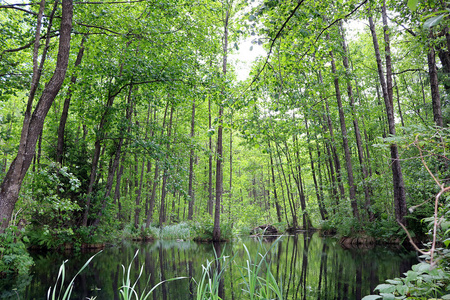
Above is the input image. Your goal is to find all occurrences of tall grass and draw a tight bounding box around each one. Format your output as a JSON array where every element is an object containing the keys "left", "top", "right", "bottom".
[
  {"left": 160, "top": 222, "right": 191, "bottom": 240},
  {"left": 119, "top": 250, "right": 186, "bottom": 300},
  {"left": 48, "top": 236, "right": 284, "bottom": 299},
  {"left": 194, "top": 236, "right": 284, "bottom": 300},
  {"left": 47, "top": 251, "right": 102, "bottom": 300},
  {"left": 238, "top": 236, "right": 284, "bottom": 300},
  {"left": 194, "top": 247, "right": 233, "bottom": 300}
]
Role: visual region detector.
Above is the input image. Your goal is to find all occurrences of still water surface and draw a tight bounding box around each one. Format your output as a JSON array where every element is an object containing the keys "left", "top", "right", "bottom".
[{"left": 2, "top": 233, "right": 417, "bottom": 299}]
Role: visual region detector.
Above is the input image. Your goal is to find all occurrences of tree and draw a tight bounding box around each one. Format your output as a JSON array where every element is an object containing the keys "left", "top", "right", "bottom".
[{"left": 0, "top": 0, "right": 73, "bottom": 230}]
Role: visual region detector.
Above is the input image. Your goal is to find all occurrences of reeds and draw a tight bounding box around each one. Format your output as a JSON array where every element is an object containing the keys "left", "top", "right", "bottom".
[
  {"left": 119, "top": 250, "right": 186, "bottom": 300},
  {"left": 47, "top": 251, "right": 101, "bottom": 300},
  {"left": 48, "top": 236, "right": 284, "bottom": 299}
]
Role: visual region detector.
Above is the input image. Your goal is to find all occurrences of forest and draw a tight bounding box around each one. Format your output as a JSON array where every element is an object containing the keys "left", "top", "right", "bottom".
[{"left": 0, "top": 0, "right": 450, "bottom": 298}]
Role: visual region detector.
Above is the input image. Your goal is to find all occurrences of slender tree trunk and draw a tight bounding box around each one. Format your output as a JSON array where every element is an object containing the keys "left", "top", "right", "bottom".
[
  {"left": 213, "top": 9, "right": 229, "bottom": 242},
  {"left": 94, "top": 85, "right": 135, "bottom": 226},
  {"left": 339, "top": 23, "right": 372, "bottom": 221},
  {"left": 369, "top": 7, "right": 407, "bottom": 225},
  {"left": 275, "top": 143, "right": 298, "bottom": 230},
  {"left": 393, "top": 75, "right": 405, "bottom": 129},
  {"left": 208, "top": 96, "right": 214, "bottom": 216},
  {"left": 291, "top": 136, "right": 312, "bottom": 230},
  {"left": 428, "top": 44, "right": 444, "bottom": 127},
  {"left": 305, "top": 116, "right": 328, "bottom": 220},
  {"left": 56, "top": 35, "right": 86, "bottom": 164},
  {"left": 268, "top": 141, "right": 282, "bottom": 223},
  {"left": 0, "top": 0, "right": 73, "bottom": 230},
  {"left": 187, "top": 99, "right": 195, "bottom": 220},
  {"left": 159, "top": 105, "right": 174, "bottom": 227},
  {"left": 322, "top": 80, "right": 345, "bottom": 200},
  {"left": 329, "top": 40, "right": 359, "bottom": 220},
  {"left": 134, "top": 160, "right": 145, "bottom": 228},
  {"left": 145, "top": 103, "right": 169, "bottom": 227},
  {"left": 82, "top": 82, "right": 129, "bottom": 226}
]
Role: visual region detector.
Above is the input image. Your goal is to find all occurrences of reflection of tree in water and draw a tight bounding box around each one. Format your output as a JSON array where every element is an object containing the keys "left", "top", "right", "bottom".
[{"left": 14, "top": 233, "right": 417, "bottom": 299}]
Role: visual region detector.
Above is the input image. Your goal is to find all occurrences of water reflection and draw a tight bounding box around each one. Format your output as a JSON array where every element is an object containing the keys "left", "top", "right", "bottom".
[{"left": 1, "top": 233, "right": 417, "bottom": 299}]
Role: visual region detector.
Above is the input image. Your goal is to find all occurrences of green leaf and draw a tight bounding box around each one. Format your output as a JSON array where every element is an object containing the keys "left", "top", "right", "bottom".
[
  {"left": 375, "top": 284, "right": 396, "bottom": 293},
  {"left": 396, "top": 285, "right": 408, "bottom": 295},
  {"left": 361, "top": 296, "right": 382, "bottom": 300},
  {"left": 441, "top": 294, "right": 450, "bottom": 299},
  {"left": 386, "top": 279, "right": 402, "bottom": 285},
  {"left": 424, "top": 14, "right": 445, "bottom": 29},
  {"left": 412, "top": 262, "right": 430, "bottom": 274},
  {"left": 380, "top": 293, "right": 395, "bottom": 300},
  {"left": 407, "top": 0, "right": 419, "bottom": 11}
]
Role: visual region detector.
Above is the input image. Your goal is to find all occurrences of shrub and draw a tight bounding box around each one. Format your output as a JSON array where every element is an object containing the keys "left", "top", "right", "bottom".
[
  {"left": 0, "top": 226, "right": 33, "bottom": 276},
  {"left": 160, "top": 222, "right": 190, "bottom": 240}
]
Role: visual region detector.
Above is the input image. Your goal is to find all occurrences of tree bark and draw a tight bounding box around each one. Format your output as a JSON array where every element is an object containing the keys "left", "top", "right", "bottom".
[
  {"left": 208, "top": 95, "right": 214, "bottom": 216},
  {"left": 159, "top": 105, "right": 174, "bottom": 227},
  {"left": 339, "top": 22, "right": 371, "bottom": 220},
  {"left": 213, "top": 8, "right": 229, "bottom": 242},
  {"left": 329, "top": 43, "right": 359, "bottom": 220},
  {"left": 0, "top": 0, "right": 73, "bottom": 230},
  {"left": 82, "top": 83, "right": 127, "bottom": 226},
  {"left": 305, "top": 116, "right": 328, "bottom": 220},
  {"left": 187, "top": 99, "right": 195, "bottom": 220},
  {"left": 268, "top": 141, "right": 282, "bottom": 223},
  {"left": 428, "top": 44, "right": 444, "bottom": 127},
  {"left": 56, "top": 35, "right": 86, "bottom": 164},
  {"left": 369, "top": 6, "right": 407, "bottom": 225}
]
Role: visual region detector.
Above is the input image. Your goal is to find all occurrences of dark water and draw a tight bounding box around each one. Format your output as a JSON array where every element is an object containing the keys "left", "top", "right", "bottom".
[{"left": 1, "top": 233, "right": 417, "bottom": 299}]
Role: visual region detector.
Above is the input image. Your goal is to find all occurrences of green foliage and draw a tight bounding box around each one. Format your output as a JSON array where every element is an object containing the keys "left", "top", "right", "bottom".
[
  {"left": 191, "top": 215, "right": 233, "bottom": 242},
  {"left": 363, "top": 262, "right": 450, "bottom": 300},
  {"left": 0, "top": 226, "right": 33, "bottom": 276},
  {"left": 160, "top": 222, "right": 191, "bottom": 240},
  {"left": 365, "top": 219, "right": 407, "bottom": 241},
  {"left": 26, "top": 163, "right": 84, "bottom": 248},
  {"left": 364, "top": 126, "right": 450, "bottom": 299}
]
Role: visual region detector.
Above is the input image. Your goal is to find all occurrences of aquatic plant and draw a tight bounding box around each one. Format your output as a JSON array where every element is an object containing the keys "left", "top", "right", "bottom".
[
  {"left": 238, "top": 236, "right": 284, "bottom": 300},
  {"left": 119, "top": 250, "right": 186, "bottom": 300},
  {"left": 47, "top": 251, "right": 101, "bottom": 300}
]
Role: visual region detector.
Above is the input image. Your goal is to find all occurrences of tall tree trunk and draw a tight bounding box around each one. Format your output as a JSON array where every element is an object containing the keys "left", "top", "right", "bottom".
[
  {"left": 305, "top": 116, "right": 328, "bottom": 220},
  {"left": 56, "top": 35, "right": 86, "bottom": 164},
  {"left": 159, "top": 105, "right": 174, "bottom": 227},
  {"left": 393, "top": 74, "right": 405, "bottom": 129},
  {"left": 268, "top": 141, "right": 282, "bottom": 223},
  {"left": 93, "top": 85, "right": 135, "bottom": 226},
  {"left": 213, "top": 8, "right": 229, "bottom": 242},
  {"left": 187, "top": 99, "right": 196, "bottom": 220},
  {"left": 339, "top": 23, "right": 372, "bottom": 221},
  {"left": 275, "top": 143, "right": 298, "bottom": 230},
  {"left": 329, "top": 43, "right": 359, "bottom": 220},
  {"left": 322, "top": 78, "right": 345, "bottom": 200},
  {"left": 0, "top": 0, "right": 73, "bottom": 230},
  {"left": 134, "top": 106, "right": 152, "bottom": 228},
  {"left": 291, "top": 136, "right": 312, "bottom": 230},
  {"left": 145, "top": 102, "right": 169, "bottom": 228},
  {"left": 208, "top": 96, "right": 214, "bottom": 216},
  {"left": 428, "top": 44, "right": 444, "bottom": 127},
  {"left": 82, "top": 82, "right": 129, "bottom": 226},
  {"left": 369, "top": 6, "right": 407, "bottom": 225}
]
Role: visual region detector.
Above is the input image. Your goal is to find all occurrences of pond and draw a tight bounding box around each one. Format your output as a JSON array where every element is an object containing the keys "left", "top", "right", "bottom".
[{"left": 1, "top": 233, "right": 417, "bottom": 299}]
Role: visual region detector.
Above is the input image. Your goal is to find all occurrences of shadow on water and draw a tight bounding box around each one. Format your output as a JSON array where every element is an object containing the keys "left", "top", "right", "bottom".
[{"left": 1, "top": 232, "right": 418, "bottom": 299}]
